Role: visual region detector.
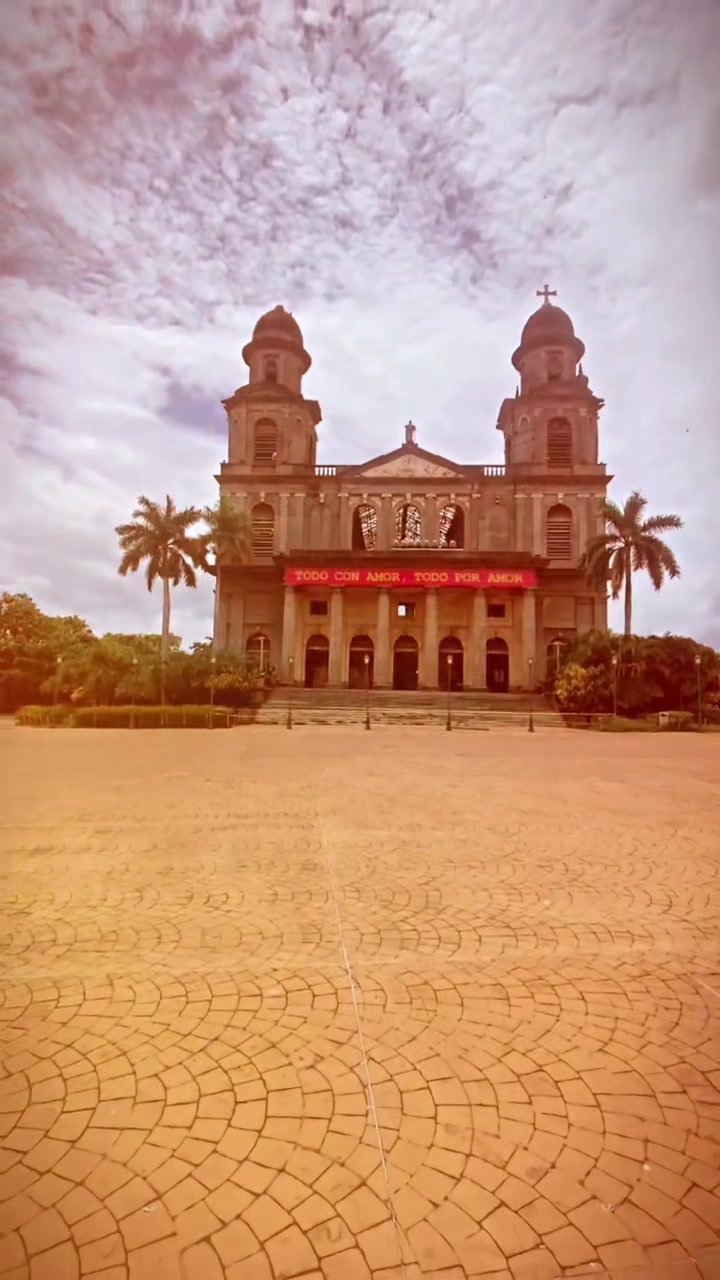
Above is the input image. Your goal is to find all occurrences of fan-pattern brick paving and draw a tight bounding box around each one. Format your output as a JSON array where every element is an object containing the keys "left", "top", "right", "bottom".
[{"left": 1, "top": 726, "right": 719, "bottom": 1280}]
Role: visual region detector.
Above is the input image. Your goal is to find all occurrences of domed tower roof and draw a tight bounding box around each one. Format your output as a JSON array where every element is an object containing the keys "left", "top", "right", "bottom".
[
  {"left": 243, "top": 305, "right": 311, "bottom": 374},
  {"left": 512, "top": 290, "right": 585, "bottom": 371},
  {"left": 253, "top": 305, "right": 304, "bottom": 344}
]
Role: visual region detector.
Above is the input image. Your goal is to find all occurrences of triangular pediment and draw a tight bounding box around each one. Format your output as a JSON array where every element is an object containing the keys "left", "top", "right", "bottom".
[{"left": 350, "top": 445, "right": 465, "bottom": 480}]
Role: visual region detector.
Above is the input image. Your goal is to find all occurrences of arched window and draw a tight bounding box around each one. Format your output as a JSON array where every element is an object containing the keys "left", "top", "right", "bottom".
[
  {"left": 547, "top": 418, "right": 572, "bottom": 468},
  {"left": 395, "top": 503, "right": 422, "bottom": 546},
  {"left": 246, "top": 632, "right": 270, "bottom": 672},
  {"left": 546, "top": 504, "right": 573, "bottom": 560},
  {"left": 253, "top": 419, "right": 278, "bottom": 466},
  {"left": 251, "top": 502, "right": 275, "bottom": 557},
  {"left": 264, "top": 358, "right": 279, "bottom": 384},
  {"left": 546, "top": 351, "right": 564, "bottom": 382},
  {"left": 352, "top": 504, "right": 378, "bottom": 550},
  {"left": 439, "top": 504, "right": 465, "bottom": 549}
]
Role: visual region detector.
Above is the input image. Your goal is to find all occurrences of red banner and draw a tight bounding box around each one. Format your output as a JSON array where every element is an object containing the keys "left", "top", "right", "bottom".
[{"left": 285, "top": 567, "right": 536, "bottom": 589}]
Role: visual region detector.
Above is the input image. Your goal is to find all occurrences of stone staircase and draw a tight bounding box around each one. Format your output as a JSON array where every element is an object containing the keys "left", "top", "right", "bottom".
[{"left": 251, "top": 688, "right": 567, "bottom": 729}]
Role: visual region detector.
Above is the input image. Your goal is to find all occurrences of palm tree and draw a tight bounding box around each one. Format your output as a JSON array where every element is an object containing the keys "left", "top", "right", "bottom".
[
  {"left": 195, "top": 497, "right": 252, "bottom": 651},
  {"left": 116, "top": 496, "right": 202, "bottom": 694},
  {"left": 580, "top": 491, "right": 682, "bottom": 635}
]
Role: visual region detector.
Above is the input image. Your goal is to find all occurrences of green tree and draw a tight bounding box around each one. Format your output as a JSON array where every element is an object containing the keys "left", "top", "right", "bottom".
[
  {"left": 0, "top": 593, "right": 94, "bottom": 710},
  {"left": 115, "top": 496, "right": 203, "bottom": 693},
  {"left": 580, "top": 491, "right": 683, "bottom": 635},
  {"left": 195, "top": 497, "right": 252, "bottom": 650}
]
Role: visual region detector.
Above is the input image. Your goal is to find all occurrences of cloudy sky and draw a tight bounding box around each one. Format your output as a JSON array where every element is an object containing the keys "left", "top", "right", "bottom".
[{"left": 2, "top": 0, "right": 719, "bottom": 647}]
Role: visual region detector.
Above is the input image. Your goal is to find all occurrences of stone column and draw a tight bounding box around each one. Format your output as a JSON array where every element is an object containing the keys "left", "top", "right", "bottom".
[
  {"left": 375, "top": 590, "right": 391, "bottom": 686},
  {"left": 278, "top": 493, "right": 289, "bottom": 552},
  {"left": 514, "top": 493, "right": 527, "bottom": 552},
  {"left": 468, "top": 590, "right": 487, "bottom": 688},
  {"left": 281, "top": 586, "right": 296, "bottom": 682},
  {"left": 532, "top": 493, "right": 543, "bottom": 555},
  {"left": 521, "top": 589, "right": 537, "bottom": 688},
  {"left": 328, "top": 589, "right": 344, "bottom": 685},
  {"left": 338, "top": 494, "right": 350, "bottom": 548},
  {"left": 420, "top": 589, "right": 438, "bottom": 688},
  {"left": 293, "top": 492, "right": 305, "bottom": 549},
  {"left": 226, "top": 594, "right": 244, "bottom": 655},
  {"left": 380, "top": 495, "right": 393, "bottom": 549},
  {"left": 576, "top": 494, "right": 588, "bottom": 561}
]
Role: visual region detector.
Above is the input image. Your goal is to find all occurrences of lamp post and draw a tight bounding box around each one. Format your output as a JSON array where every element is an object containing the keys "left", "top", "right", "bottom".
[
  {"left": 131, "top": 654, "right": 138, "bottom": 729},
  {"left": 364, "top": 652, "right": 371, "bottom": 730},
  {"left": 54, "top": 654, "right": 63, "bottom": 707},
  {"left": 528, "top": 657, "right": 535, "bottom": 733},
  {"left": 610, "top": 653, "right": 618, "bottom": 719},
  {"left": 286, "top": 656, "right": 294, "bottom": 730},
  {"left": 209, "top": 652, "right": 217, "bottom": 728},
  {"left": 695, "top": 653, "right": 702, "bottom": 728},
  {"left": 446, "top": 654, "right": 453, "bottom": 731}
]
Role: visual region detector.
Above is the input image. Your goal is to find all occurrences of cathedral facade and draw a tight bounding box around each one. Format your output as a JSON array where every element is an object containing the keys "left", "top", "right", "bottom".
[{"left": 214, "top": 292, "right": 609, "bottom": 691}]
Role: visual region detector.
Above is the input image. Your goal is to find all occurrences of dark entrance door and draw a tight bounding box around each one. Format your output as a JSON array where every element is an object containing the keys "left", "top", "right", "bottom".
[
  {"left": 439, "top": 637, "right": 464, "bottom": 690},
  {"left": 393, "top": 636, "right": 419, "bottom": 690},
  {"left": 486, "top": 638, "right": 509, "bottom": 692},
  {"left": 348, "top": 635, "right": 374, "bottom": 688},
  {"left": 304, "top": 635, "right": 329, "bottom": 687}
]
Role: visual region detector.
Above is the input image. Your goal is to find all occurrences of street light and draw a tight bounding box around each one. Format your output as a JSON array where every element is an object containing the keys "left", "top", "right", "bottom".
[
  {"left": 528, "top": 657, "right": 535, "bottom": 733},
  {"left": 54, "top": 654, "right": 63, "bottom": 707},
  {"left": 209, "top": 652, "right": 217, "bottom": 729},
  {"left": 364, "top": 652, "right": 371, "bottom": 730},
  {"left": 695, "top": 653, "right": 703, "bottom": 728},
  {"left": 446, "top": 654, "right": 453, "bottom": 731},
  {"left": 131, "top": 654, "right": 138, "bottom": 729},
  {"left": 286, "top": 656, "right": 294, "bottom": 730},
  {"left": 611, "top": 653, "right": 618, "bottom": 719}
]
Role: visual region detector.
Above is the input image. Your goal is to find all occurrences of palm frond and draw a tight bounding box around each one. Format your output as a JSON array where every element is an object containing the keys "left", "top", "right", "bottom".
[{"left": 641, "top": 513, "right": 684, "bottom": 534}]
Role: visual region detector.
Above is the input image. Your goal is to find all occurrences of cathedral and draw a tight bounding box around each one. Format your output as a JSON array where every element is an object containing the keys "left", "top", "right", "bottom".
[{"left": 214, "top": 291, "right": 609, "bottom": 691}]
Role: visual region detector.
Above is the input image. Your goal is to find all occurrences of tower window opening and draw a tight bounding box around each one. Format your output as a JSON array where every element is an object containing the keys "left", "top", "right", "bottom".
[
  {"left": 264, "top": 358, "right": 279, "bottom": 383},
  {"left": 251, "top": 502, "right": 275, "bottom": 557},
  {"left": 253, "top": 419, "right": 278, "bottom": 466},
  {"left": 395, "top": 503, "right": 422, "bottom": 546},
  {"left": 546, "top": 504, "right": 573, "bottom": 559},
  {"left": 439, "top": 503, "right": 465, "bottom": 549},
  {"left": 352, "top": 503, "right": 378, "bottom": 550},
  {"left": 547, "top": 419, "right": 572, "bottom": 468}
]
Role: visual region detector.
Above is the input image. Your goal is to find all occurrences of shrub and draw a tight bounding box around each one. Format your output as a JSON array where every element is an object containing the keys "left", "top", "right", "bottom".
[
  {"left": 16, "top": 704, "right": 238, "bottom": 728},
  {"left": 15, "top": 704, "right": 73, "bottom": 726},
  {"left": 597, "top": 716, "right": 658, "bottom": 732}
]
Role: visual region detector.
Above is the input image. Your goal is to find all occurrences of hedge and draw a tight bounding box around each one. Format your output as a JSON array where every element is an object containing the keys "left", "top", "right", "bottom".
[{"left": 15, "top": 704, "right": 239, "bottom": 728}]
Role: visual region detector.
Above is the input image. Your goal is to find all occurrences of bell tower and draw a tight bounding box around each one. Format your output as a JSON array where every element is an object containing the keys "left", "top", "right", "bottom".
[
  {"left": 222, "top": 305, "right": 322, "bottom": 474},
  {"left": 497, "top": 287, "right": 603, "bottom": 471}
]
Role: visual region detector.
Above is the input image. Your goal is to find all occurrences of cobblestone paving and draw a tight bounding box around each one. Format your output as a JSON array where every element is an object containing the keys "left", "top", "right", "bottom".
[{"left": 1, "top": 727, "right": 719, "bottom": 1280}]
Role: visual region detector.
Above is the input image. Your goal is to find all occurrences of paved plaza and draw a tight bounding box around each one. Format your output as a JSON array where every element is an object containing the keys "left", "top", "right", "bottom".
[{"left": 1, "top": 726, "right": 719, "bottom": 1280}]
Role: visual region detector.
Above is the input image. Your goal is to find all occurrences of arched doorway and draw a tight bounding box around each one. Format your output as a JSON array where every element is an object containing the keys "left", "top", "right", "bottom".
[
  {"left": 486, "top": 637, "right": 509, "bottom": 692},
  {"left": 393, "top": 636, "right": 419, "bottom": 690},
  {"left": 304, "top": 634, "right": 329, "bottom": 688},
  {"left": 439, "top": 637, "right": 464, "bottom": 690},
  {"left": 348, "top": 635, "right": 374, "bottom": 689}
]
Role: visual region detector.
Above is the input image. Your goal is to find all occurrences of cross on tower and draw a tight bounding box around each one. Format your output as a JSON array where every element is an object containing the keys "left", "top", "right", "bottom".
[{"left": 536, "top": 284, "right": 557, "bottom": 304}]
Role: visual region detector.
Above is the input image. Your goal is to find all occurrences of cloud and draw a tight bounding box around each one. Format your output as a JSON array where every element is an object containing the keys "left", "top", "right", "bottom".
[{"left": 1, "top": 0, "right": 719, "bottom": 645}]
